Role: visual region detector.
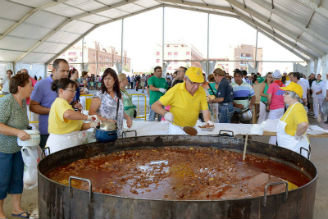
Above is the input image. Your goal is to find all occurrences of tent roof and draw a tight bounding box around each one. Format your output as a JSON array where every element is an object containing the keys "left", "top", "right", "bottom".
[{"left": 0, "top": 0, "right": 327, "bottom": 64}]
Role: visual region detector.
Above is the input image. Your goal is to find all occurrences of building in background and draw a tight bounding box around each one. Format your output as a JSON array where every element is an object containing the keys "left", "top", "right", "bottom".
[
  {"left": 234, "top": 44, "right": 263, "bottom": 73},
  {"left": 54, "top": 40, "right": 131, "bottom": 75},
  {"left": 155, "top": 43, "right": 204, "bottom": 73}
]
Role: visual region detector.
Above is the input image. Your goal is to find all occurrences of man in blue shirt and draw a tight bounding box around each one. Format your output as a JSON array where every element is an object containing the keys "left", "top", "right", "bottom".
[
  {"left": 231, "top": 70, "right": 255, "bottom": 123},
  {"left": 209, "top": 68, "right": 234, "bottom": 123},
  {"left": 30, "top": 59, "right": 69, "bottom": 148}
]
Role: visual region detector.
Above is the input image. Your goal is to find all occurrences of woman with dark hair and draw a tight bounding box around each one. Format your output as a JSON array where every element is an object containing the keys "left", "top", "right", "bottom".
[
  {"left": 258, "top": 72, "right": 273, "bottom": 123},
  {"left": 89, "top": 68, "right": 132, "bottom": 135},
  {"left": 0, "top": 73, "right": 33, "bottom": 219},
  {"left": 68, "top": 68, "right": 81, "bottom": 102},
  {"left": 46, "top": 78, "right": 98, "bottom": 154}
]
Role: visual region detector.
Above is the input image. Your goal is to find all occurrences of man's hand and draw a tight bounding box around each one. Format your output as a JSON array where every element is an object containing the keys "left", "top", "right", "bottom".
[
  {"left": 17, "top": 130, "right": 31, "bottom": 141},
  {"left": 159, "top": 88, "right": 166, "bottom": 93},
  {"left": 206, "top": 120, "right": 214, "bottom": 126},
  {"left": 164, "top": 112, "right": 174, "bottom": 122},
  {"left": 236, "top": 104, "right": 244, "bottom": 109}
]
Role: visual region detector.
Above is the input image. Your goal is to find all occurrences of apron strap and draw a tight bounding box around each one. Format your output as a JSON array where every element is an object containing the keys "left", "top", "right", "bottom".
[{"left": 282, "top": 103, "right": 297, "bottom": 122}]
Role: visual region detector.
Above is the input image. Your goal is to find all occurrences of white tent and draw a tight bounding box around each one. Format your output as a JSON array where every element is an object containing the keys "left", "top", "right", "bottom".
[{"left": 0, "top": 0, "right": 328, "bottom": 74}]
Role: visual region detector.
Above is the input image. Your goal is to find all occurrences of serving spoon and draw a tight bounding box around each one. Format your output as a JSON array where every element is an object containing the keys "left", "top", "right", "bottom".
[{"left": 183, "top": 126, "right": 198, "bottom": 136}]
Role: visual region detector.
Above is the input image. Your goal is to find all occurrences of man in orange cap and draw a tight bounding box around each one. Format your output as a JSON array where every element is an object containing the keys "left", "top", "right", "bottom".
[
  {"left": 151, "top": 67, "right": 213, "bottom": 134},
  {"left": 276, "top": 82, "right": 310, "bottom": 158}
]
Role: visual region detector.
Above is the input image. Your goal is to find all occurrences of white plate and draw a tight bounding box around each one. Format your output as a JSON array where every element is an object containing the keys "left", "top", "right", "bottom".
[{"left": 198, "top": 127, "right": 215, "bottom": 131}]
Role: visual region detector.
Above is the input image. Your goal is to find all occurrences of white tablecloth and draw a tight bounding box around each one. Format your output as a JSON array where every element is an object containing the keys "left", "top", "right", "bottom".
[{"left": 122, "top": 119, "right": 328, "bottom": 137}]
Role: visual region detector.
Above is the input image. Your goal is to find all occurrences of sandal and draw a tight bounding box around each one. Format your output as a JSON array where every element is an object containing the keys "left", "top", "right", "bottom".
[{"left": 11, "top": 211, "right": 30, "bottom": 218}]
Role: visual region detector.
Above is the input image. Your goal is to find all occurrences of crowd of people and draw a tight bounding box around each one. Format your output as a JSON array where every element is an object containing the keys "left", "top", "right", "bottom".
[
  {"left": 0, "top": 58, "right": 324, "bottom": 218},
  {"left": 148, "top": 66, "right": 312, "bottom": 158}
]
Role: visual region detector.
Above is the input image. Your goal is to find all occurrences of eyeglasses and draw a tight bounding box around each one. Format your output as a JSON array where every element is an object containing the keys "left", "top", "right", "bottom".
[
  {"left": 65, "top": 89, "right": 76, "bottom": 94},
  {"left": 187, "top": 78, "right": 201, "bottom": 86},
  {"left": 283, "top": 91, "right": 291, "bottom": 96}
]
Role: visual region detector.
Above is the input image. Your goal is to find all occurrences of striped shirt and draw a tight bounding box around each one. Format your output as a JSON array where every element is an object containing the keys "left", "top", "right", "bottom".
[{"left": 231, "top": 81, "right": 255, "bottom": 109}]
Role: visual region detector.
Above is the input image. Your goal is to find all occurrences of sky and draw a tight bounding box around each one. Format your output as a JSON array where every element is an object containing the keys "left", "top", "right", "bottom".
[{"left": 85, "top": 7, "right": 304, "bottom": 74}]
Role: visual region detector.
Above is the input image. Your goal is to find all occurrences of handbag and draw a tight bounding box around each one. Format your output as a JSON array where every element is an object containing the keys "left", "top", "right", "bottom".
[{"left": 133, "top": 109, "right": 137, "bottom": 118}]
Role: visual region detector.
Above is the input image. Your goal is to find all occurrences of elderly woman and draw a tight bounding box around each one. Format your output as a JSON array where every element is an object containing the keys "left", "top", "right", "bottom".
[
  {"left": 278, "top": 82, "right": 310, "bottom": 158},
  {"left": 89, "top": 68, "right": 132, "bottom": 135},
  {"left": 46, "top": 78, "right": 98, "bottom": 154},
  {"left": 0, "top": 73, "right": 33, "bottom": 219},
  {"left": 118, "top": 73, "right": 136, "bottom": 119}
]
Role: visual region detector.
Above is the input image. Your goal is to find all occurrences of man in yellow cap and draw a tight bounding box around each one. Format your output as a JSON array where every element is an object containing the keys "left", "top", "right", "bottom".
[
  {"left": 276, "top": 82, "right": 309, "bottom": 158},
  {"left": 151, "top": 67, "right": 213, "bottom": 134}
]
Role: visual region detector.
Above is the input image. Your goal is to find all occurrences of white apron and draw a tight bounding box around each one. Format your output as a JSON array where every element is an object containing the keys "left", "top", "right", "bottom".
[
  {"left": 276, "top": 104, "right": 310, "bottom": 159},
  {"left": 168, "top": 123, "right": 188, "bottom": 135},
  {"left": 46, "top": 131, "right": 87, "bottom": 154}
]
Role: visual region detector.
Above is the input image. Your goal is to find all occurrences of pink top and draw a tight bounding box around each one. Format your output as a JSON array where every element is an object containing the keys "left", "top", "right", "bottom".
[
  {"left": 267, "top": 82, "right": 285, "bottom": 110},
  {"left": 26, "top": 77, "right": 37, "bottom": 105}
]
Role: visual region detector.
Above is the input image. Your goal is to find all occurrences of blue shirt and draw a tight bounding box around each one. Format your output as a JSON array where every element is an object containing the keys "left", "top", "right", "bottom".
[
  {"left": 217, "top": 78, "right": 233, "bottom": 103},
  {"left": 30, "top": 76, "right": 57, "bottom": 135}
]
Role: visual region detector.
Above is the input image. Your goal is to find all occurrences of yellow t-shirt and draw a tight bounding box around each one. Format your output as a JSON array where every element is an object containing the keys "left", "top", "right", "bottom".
[
  {"left": 48, "top": 98, "right": 83, "bottom": 134},
  {"left": 159, "top": 82, "right": 208, "bottom": 127},
  {"left": 280, "top": 102, "right": 308, "bottom": 136}
]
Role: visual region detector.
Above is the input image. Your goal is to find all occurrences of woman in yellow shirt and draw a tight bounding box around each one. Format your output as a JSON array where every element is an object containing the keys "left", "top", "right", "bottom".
[
  {"left": 278, "top": 82, "right": 310, "bottom": 158},
  {"left": 46, "top": 78, "right": 97, "bottom": 154}
]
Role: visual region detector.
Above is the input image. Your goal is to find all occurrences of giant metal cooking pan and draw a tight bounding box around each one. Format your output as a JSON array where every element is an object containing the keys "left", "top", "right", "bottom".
[{"left": 38, "top": 134, "right": 317, "bottom": 219}]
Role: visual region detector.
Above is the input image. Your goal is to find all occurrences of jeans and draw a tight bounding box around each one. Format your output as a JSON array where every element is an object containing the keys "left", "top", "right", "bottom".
[
  {"left": 0, "top": 151, "right": 24, "bottom": 199},
  {"left": 218, "top": 103, "right": 234, "bottom": 123},
  {"left": 149, "top": 108, "right": 162, "bottom": 121}
]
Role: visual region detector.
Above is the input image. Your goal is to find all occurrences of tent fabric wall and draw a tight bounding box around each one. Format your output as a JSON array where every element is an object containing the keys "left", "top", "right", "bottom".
[
  {"left": 0, "top": 62, "right": 13, "bottom": 79},
  {"left": 0, "top": 0, "right": 328, "bottom": 66},
  {"left": 14, "top": 63, "right": 46, "bottom": 79}
]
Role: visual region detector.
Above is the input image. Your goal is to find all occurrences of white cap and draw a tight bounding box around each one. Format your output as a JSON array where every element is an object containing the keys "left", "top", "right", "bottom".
[{"left": 272, "top": 70, "right": 282, "bottom": 79}]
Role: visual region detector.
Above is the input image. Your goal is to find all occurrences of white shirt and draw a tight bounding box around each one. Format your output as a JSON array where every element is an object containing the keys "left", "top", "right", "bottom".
[
  {"left": 298, "top": 78, "right": 309, "bottom": 99},
  {"left": 311, "top": 80, "right": 325, "bottom": 98}
]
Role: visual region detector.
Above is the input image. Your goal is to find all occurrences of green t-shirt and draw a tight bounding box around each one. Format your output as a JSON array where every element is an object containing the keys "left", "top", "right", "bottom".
[
  {"left": 0, "top": 94, "right": 29, "bottom": 153},
  {"left": 148, "top": 76, "right": 168, "bottom": 106},
  {"left": 260, "top": 83, "right": 269, "bottom": 103},
  {"left": 121, "top": 89, "right": 136, "bottom": 118},
  {"left": 208, "top": 82, "right": 217, "bottom": 96}
]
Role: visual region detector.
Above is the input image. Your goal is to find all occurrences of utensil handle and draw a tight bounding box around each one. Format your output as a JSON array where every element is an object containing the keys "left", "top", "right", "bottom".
[{"left": 242, "top": 134, "right": 248, "bottom": 161}]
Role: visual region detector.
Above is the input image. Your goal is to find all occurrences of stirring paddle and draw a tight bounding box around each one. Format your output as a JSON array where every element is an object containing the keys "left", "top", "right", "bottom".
[
  {"left": 242, "top": 134, "right": 248, "bottom": 161},
  {"left": 183, "top": 126, "right": 198, "bottom": 136}
]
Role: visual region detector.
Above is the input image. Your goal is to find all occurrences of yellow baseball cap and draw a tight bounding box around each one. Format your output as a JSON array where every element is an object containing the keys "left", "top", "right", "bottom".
[
  {"left": 280, "top": 82, "right": 303, "bottom": 98},
  {"left": 185, "top": 67, "right": 204, "bottom": 83}
]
